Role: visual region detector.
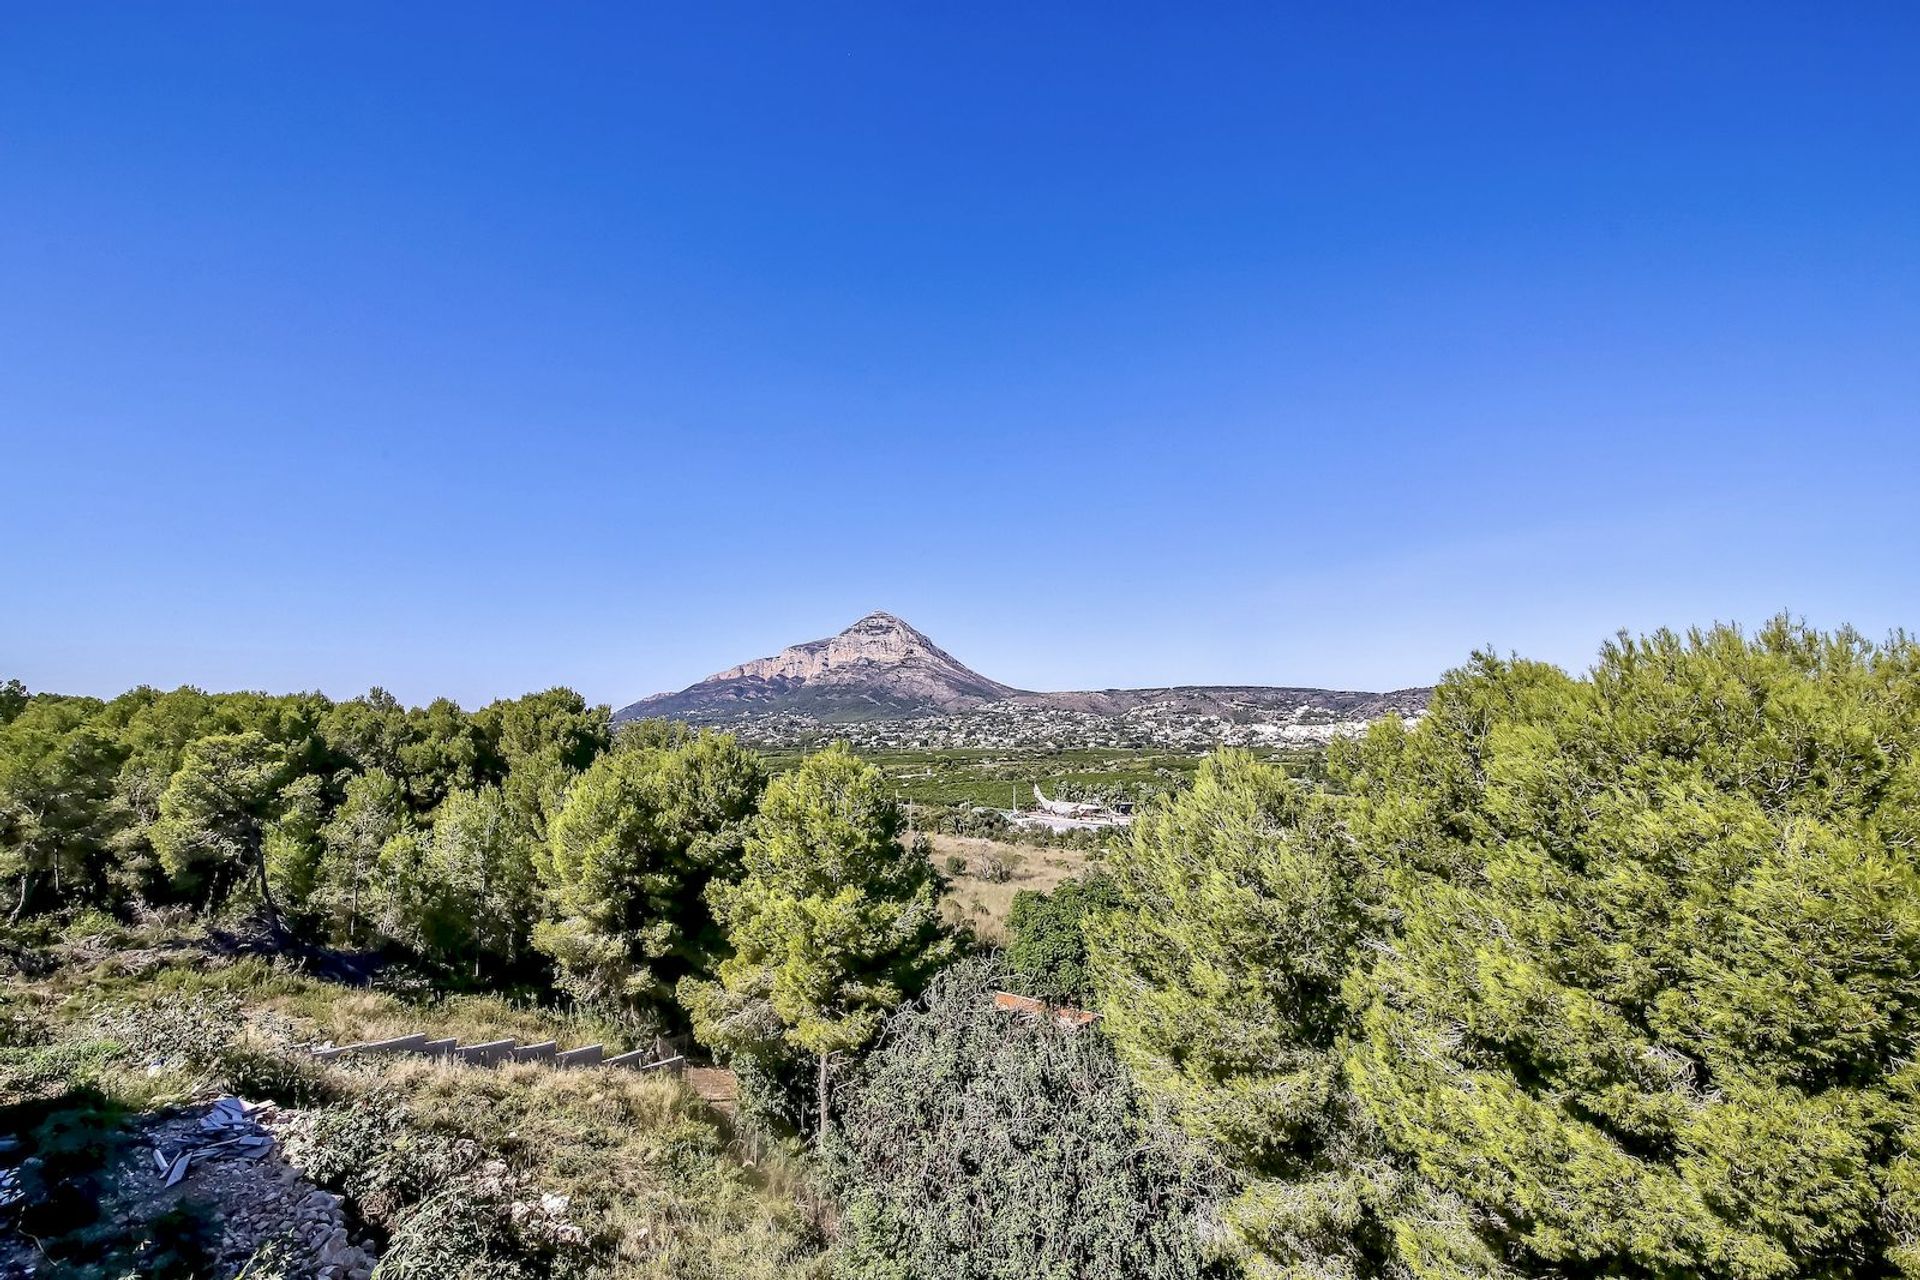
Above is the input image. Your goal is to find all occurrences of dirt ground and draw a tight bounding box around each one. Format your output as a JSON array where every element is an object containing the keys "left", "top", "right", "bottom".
[{"left": 931, "top": 835, "right": 1091, "bottom": 943}]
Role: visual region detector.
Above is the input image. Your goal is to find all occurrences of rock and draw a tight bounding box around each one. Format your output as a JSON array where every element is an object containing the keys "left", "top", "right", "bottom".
[{"left": 621, "top": 612, "right": 1015, "bottom": 722}]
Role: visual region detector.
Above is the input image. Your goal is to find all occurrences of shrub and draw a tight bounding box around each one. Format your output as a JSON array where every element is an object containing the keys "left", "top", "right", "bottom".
[
  {"left": 1005, "top": 869, "right": 1121, "bottom": 1001},
  {"left": 215, "top": 1043, "right": 335, "bottom": 1108},
  {"left": 60, "top": 907, "right": 126, "bottom": 944},
  {"left": 378, "top": 1182, "right": 557, "bottom": 1280},
  {"left": 973, "top": 848, "right": 1015, "bottom": 882},
  {"left": 822, "top": 959, "right": 1221, "bottom": 1280},
  {"left": 88, "top": 991, "right": 243, "bottom": 1068}
]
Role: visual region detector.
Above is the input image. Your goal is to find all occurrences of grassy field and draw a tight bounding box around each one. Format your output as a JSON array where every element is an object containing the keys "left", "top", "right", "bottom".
[
  {"left": 932, "top": 834, "right": 1092, "bottom": 944},
  {"left": 758, "top": 744, "right": 1320, "bottom": 810}
]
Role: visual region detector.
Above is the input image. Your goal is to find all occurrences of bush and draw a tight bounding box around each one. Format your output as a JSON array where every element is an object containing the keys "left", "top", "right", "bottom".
[
  {"left": 60, "top": 908, "right": 126, "bottom": 944},
  {"left": 286, "top": 1089, "right": 591, "bottom": 1278},
  {"left": 215, "top": 1043, "right": 335, "bottom": 1108},
  {"left": 88, "top": 991, "right": 243, "bottom": 1069},
  {"left": 0, "top": 989, "right": 48, "bottom": 1048},
  {"left": 378, "top": 1182, "right": 558, "bottom": 1280},
  {"left": 972, "top": 848, "right": 1015, "bottom": 882},
  {"left": 822, "top": 959, "right": 1220, "bottom": 1280},
  {"left": 1005, "top": 870, "right": 1120, "bottom": 1002}
]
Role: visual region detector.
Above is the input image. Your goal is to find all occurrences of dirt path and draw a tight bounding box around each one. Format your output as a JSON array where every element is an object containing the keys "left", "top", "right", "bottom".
[{"left": 685, "top": 1066, "right": 739, "bottom": 1117}]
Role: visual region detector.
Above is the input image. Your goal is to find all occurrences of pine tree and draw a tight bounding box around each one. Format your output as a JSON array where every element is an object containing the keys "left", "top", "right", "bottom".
[
  {"left": 151, "top": 731, "right": 291, "bottom": 935},
  {"left": 681, "top": 743, "right": 956, "bottom": 1142},
  {"left": 1335, "top": 622, "right": 1920, "bottom": 1279},
  {"left": 534, "top": 730, "right": 763, "bottom": 1006},
  {"left": 1086, "top": 749, "right": 1464, "bottom": 1279},
  {"left": 1100, "top": 622, "right": 1920, "bottom": 1280},
  {"left": 318, "top": 769, "right": 405, "bottom": 945}
]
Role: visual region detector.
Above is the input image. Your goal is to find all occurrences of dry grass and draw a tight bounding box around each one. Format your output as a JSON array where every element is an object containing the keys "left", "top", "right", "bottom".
[
  {"left": 933, "top": 834, "right": 1091, "bottom": 943},
  {"left": 261, "top": 984, "right": 635, "bottom": 1056},
  {"left": 35, "top": 946, "right": 639, "bottom": 1059},
  {"left": 11, "top": 944, "right": 829, "bottom": 1279},
  {"left": 343, "top": 1056, "right": 827, "bottom": 1277}
]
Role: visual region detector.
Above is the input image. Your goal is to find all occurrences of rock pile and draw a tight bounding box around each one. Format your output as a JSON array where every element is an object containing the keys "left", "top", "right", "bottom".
[
  {"left": 284, "top": 1186, "right": 379, "bottom": 1280},
  {"left": 140, "top": 1100, "right": 381, "bottom": 1280}
]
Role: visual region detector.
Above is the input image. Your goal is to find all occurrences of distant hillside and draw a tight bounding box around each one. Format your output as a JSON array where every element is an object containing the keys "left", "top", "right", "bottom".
[
  {"left": 615, "top": 612, "right": 1430, "bottom": 748},
  {"left": 620, "top": 612, "right": 1017, "bottom": 722}
]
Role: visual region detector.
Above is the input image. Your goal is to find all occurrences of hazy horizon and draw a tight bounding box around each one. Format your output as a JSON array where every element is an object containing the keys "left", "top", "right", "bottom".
[
  {"left": 5, "top": 5, "right": 1916, "bottom": 708},
  {"left": 10, "top": 603, "right": 1911, "bottom": 714}
]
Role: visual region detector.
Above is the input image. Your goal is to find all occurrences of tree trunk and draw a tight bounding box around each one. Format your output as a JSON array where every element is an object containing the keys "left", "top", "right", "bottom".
[
  {"left": 251, "top": 831, "right": 283, "bottom": 943},
  {"left": 9, "top": 870, "right": 31, "bottom": 926},
  {"left": 347, "top": 850, "right": 360, "bottom": 945},
  {"left": 817, "top": 1051, "right": 831, "bottom": 1145}
]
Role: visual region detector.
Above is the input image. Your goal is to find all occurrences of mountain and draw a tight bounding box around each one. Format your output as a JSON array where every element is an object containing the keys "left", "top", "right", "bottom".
[
  {"left": 618, "top": 612, "right": 1018, "bottom": 722},
  {"left": 615, "top": 612, "right": 1431, "bottom": 748}
]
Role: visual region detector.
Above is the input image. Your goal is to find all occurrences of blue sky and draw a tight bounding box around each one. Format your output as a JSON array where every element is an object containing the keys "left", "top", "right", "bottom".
[{"left": 3, "top": 3, "right": 1916, "bottom": 708}]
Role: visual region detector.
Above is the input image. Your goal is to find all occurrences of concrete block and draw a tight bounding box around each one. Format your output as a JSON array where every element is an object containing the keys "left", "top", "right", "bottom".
[
  {"left": 454, "top": 1039, "right": 517, "bottom": 1066},
  {"left": 358, "top": 1033, "right": 430, "bottom": 1055}
]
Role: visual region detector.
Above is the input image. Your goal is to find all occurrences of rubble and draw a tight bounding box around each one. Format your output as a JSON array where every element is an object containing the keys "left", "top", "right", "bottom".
[
  {"left": 149, "top": 1096, "right": 280, "bottom": 1185},
  {"left": 132, "top": 1099, "right": 382, "bottom": 1279}
]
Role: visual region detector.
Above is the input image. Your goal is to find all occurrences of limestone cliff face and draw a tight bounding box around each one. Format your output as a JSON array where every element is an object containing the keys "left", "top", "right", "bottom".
[
  {"left": 621, "top": 612, "right": 1017, "bottom": 722},
  {"left": 708, "top": 612, "right": 1013, "bottom": 701}
]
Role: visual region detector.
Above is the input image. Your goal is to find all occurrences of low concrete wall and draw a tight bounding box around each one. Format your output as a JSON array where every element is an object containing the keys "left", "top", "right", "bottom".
[{"left": 313, "top": 1033, "right": 682, "bottom": 1074}]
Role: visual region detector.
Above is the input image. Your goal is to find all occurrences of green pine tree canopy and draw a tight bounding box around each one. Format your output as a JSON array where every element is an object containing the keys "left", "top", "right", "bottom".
[{"left": 1091, "top": 619, "right": 1920, "bottom": 1280}]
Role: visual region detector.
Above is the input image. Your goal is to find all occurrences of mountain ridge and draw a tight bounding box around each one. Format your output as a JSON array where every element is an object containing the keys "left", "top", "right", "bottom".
[{"left": 615, "top": 613, "right": 1430, "bottom": 745}]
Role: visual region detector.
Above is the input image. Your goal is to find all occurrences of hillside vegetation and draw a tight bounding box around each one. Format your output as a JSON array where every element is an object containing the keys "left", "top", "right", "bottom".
[
  {"left": 6, "top": 617, "right": 1920, "bottom": 1279},
  {"left": 2, "top": 929, "right": 822, "bottom": 1278}
]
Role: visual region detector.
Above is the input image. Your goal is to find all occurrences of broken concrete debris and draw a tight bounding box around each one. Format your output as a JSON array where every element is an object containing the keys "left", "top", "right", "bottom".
[{"left": 148, "top": 1096, "right": 280, "bottom": 1188}]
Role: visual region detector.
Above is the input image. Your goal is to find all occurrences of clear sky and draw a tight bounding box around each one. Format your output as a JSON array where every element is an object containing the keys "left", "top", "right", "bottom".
[{"left": 4, "top": 3, "right": 1916, "bottom": 709}]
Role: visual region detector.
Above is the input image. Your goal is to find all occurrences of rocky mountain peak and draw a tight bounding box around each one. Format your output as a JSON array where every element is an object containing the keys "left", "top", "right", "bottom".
[
  {"left": 614, "top": 613, "right": 1431, "bottom": 741},
  {"left": 707, "top": 611, "right": 960, "bottom": 683},
  {"left": 621, "top": 613, "right": 1018, "bottom": 723},
  {"left": 818, "top": 611, "right": 947, "bottom": 668},
  {"left": 845, "top": 609, "right": 918, "bottom": 637}
]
